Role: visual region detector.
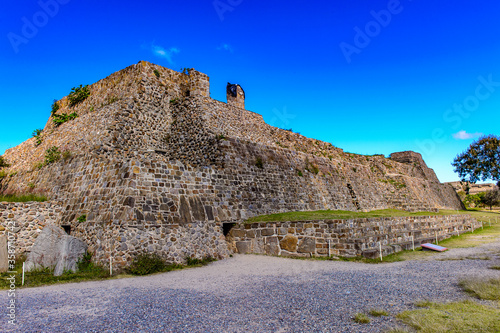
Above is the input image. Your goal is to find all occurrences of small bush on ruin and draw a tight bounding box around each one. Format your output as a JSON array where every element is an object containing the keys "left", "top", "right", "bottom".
[
  {"left": 153, "top": 69, "right": 160, "bottom": 78},
  {"left": 255, "top": 157, "right": 264, "bottom": 169},
  {"left": 68, "top": 84, "right": 90, "bottom": 107},
  {"left": 0, "top": 156, "right": 9, "bottom": 168},
  {"left": 52, "top": 112, "right": 78, "bottom": 127},
  {"left": 62, "top": 151, "right": 72, "bottom": 161},
  {"left": 44, "top": 146, "right": 61, "bottom": 165},
  {"left": 51, "top": 100, "right": 60, "bottom": 116},
  {"left": 127, "top": 253, "right": 166, "bottom": 276},
  {"left": 32, "top": 128, "right": 43, "bottom": 147},
  {"left": 77, "top": 215, "right": 87, "bottom": 223}
]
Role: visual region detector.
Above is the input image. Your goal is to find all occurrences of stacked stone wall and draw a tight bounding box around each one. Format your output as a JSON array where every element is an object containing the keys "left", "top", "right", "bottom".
[
  {"left": 0, "top": 202, "right": 62, "bottom": 256},
  {"left": 0, "top": 61, "right": 466, "bottom": 267},
  {"left": 228, "top": 215, "right": 481, "bottom": 258}
]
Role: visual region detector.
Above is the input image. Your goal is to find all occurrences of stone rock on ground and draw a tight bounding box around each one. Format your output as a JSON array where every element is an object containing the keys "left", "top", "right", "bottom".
[{"left": 24, "top": 224, "right": 88, "bottom": 276}]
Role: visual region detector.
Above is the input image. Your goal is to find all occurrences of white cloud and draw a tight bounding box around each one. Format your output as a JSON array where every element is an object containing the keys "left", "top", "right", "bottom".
[
  {"left": 151, "top": 44, "right": 180, "bottom": 64},
  {"left": 452, "top": 130, "right": 483, "bottom": 140},
  {"left": 217, "top": 43, "right": 234, "bottom": 53}
]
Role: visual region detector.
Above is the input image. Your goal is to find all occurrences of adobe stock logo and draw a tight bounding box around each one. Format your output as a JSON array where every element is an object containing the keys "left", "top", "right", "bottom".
[
  {"left": 416, "top": 74, "right": 500, "bottom": 156},
  {"left": 339, "top": 0, "right": 411, "bottom": 64},
  {"left": 7, "top": 0, "right": 70, "bottom": 54},
  {"left": 213, "top": 0, "right": 243, "bottom": 21}
]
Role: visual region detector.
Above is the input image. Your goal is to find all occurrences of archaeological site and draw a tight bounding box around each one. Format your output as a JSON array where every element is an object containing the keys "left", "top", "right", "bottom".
[{"left": 0, "top": 61, "right": 479, "bottom": 269}]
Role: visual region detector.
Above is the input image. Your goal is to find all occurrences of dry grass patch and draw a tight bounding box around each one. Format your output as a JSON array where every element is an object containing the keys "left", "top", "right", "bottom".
[
  {"left": 396, "top": 300, "right": 500, "bottom": 333},
  {"left": 459, "top": 277, "right": 500, "bottom": 301},
  {"left": 369, "top": 308, "right": 389, "bottom": 317},
  {"left": 353, "top": 312, "right": 370, "bottom": 324}
]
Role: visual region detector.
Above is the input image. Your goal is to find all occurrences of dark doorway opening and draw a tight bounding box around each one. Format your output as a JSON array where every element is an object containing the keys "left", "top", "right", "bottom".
[
  {"left": 62, "top": 225, "right": 71, "bottom": 235},
  {"left": 222, "top": 223, "right": 236, "bottom": 237}
]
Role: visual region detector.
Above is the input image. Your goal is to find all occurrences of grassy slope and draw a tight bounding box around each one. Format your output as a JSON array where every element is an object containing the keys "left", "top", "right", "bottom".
[{"left": 246, "top": 208, "right": 500, "bottom": 224}]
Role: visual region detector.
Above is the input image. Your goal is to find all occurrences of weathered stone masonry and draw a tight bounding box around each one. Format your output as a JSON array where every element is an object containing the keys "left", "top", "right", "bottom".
[
  {"left": 0, "top": 202, "right": 62, "bottom": 256},
  {"left": 227, "top": 215, "right": 481, "bottom": 258},
  {"left": 0, "top": 61, "right": 466, "bottom": 266}
]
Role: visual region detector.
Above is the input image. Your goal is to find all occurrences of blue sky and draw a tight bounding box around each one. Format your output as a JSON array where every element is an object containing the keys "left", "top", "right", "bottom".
[{"left": 1, "top": 0, "right": 499, "bottom": 183}]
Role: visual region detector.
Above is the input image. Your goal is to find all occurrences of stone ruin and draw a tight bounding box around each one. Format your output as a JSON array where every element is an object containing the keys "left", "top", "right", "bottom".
[{"left": 0, "top": 61, "right": 465, "bottom": 268}]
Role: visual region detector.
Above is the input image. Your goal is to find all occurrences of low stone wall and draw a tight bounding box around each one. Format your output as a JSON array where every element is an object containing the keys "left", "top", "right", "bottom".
[
  {"left": 227, "top": 215, "right": 482, "bottom": 258},
  {"left": 0, "top": 201, "right": 63, "bottom": 256},
  {"left": 0, "top": 201, "right": 230, "bottom": 267},
  {"left": 74, "top": 221, "right": 230, "bottom": 267}
]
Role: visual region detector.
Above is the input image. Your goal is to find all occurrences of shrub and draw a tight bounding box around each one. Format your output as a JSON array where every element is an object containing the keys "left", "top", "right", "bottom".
[
  {"left": 62, "top": 151, "right": 72, "bottom": 161},
  {"left": 34, "top": 161, "right": 45, "bottom": 170},
  {"left": 32, "top": 128, "right": 43, "bottom": 146},
  {"left": 77, "top": 251, "right": 93, "bottom": 271},
  {"left": 153, "top": 69, "right": 160, "bottom": 78},
  {"left": 52, "top": 112, "right": 78, "bottom": 127},
  {"left": 170, "top": 98, "right": 180, "bottom": 105},
  {"left": 44, "top": 146, "right": 61, "bottom": 165},
  {"left": 255, "top": 157, "right": 264, "bottom": 169},
  {"left": 77, "top": 215, "right": 87, "bottom": 223},
  {"left": 186, "top": 256, "right": 215, "bottom": 266},
  {"left": 0, "top": 156, "right": 9, "bottom": 168},
  {"left": 68, "top": 85, "right": 90, "bottom": 107},
  {"left": 127, "top": 253, "right": 166, "bottom": 276},
  {"left": 51, "top": 100, "right": 60, "bottom": 116}
]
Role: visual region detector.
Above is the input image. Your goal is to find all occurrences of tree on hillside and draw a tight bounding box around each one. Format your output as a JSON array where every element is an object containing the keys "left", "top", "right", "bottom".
[
  {"left": 481, "top": 188, "right": 500, "bottom": 210},
  {"left": 452, "top": 135, "right": 500, "bottom": 184}
]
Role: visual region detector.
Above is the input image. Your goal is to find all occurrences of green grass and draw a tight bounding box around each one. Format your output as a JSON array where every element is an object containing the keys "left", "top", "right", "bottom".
[
  {"left": 0, "top": 255, "right": 217, "bottom": 289},
  {"left": 246, "top": 208, "right": 448, "bottom": 223},
  {"left": 353, "top": 312, "right": 370, "bottom": 324},
  {"left": 395, "top": 300, "right": 500, "bottom": 333},
  {"left": 0, "top": 256, "right": 109, "bottom": 289},
  {"left": 247, "top": 208, "right": 500, "bottom": 224},
  {"left": 0, "top": 194, "right": 48, "bottom": 202},
  {"left": 459, "top": 277, "right": 500, "bottom": 301},
  {"left": 390, "top": 279, "right": 500, "bottom": 332},
  {"left": 437, "top": 211, "right": 500, "bottom": 249}
]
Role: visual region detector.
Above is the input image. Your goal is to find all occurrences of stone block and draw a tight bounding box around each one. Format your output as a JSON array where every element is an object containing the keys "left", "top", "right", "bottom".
[
  {"left": 25, "top": 225, "right": 88, "bottom": 276},
  {"left": 279, "top": 235, "right": 298, "bottom": 252},
  {"left": 297, "top": 237, "right": 316, "bottom": 253},
  {"left": 280, "top": 250, "right": 310, "bottom": 258},
  {"left": 261, "top": 228, "right": 274, "bottom": 236},
  {"left": 235, "top": 241, "right": 251, "bottom": 254}
]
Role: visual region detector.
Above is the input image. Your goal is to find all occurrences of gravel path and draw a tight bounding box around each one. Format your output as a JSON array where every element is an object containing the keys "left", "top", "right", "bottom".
[{"left": 2, "top": 240, "right": 500, "bottom": 333}]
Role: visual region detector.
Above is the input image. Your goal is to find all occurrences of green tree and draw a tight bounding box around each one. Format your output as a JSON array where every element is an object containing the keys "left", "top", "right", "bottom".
[
  {"left": 452, "top": 135, "right": 500, "bottom": 184},
  {"left": 464, "top": 192, "right": 484, "bottom": 209},
  {"left": 481, "top": 189, "right": 500, "bottom": 210}
]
